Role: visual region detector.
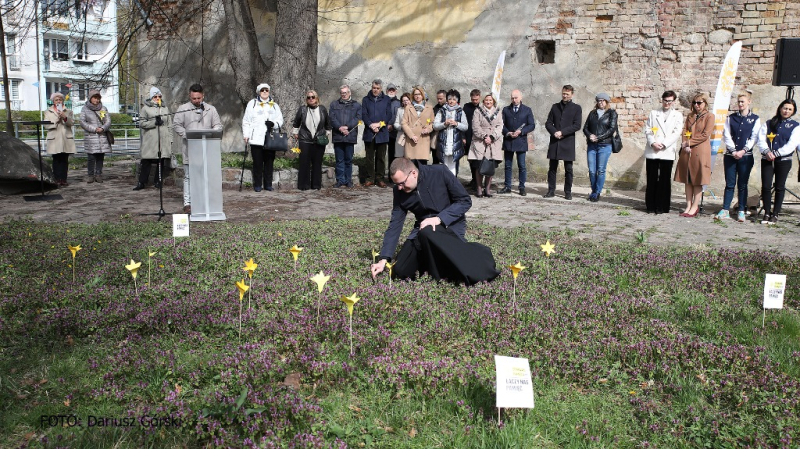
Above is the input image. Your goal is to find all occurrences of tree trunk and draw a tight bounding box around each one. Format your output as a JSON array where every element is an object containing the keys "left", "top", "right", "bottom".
[
  {"left": 267, "top": 0, "right": 318, "bottom": 133},
  {"left": 220, "top": 0, "right": 269, "bottom": 109}
]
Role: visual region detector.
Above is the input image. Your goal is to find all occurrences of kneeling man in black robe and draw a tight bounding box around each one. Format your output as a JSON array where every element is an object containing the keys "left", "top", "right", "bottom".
[{"left": 370, "top": 157, "right": 501, "bottom": 285}]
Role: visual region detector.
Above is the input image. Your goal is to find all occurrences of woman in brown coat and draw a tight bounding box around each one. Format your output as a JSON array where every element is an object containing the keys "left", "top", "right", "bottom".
[
  {"left": 401, "top": 86, "right": 435, "bottom": 165},
  {"left": 674, "top": 93, "right": 714, "bottom": 217},
  {"left": 44, "top": 92, "right": 76, "bottom": 186},
  {"left": 468, "top": 94, "right": 504, "bottom": 198}
]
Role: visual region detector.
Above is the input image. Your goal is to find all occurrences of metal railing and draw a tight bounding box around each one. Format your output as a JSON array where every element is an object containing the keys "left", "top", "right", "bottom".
[{"left": 15, "top": 123, "right": 143, "bottom": 156}]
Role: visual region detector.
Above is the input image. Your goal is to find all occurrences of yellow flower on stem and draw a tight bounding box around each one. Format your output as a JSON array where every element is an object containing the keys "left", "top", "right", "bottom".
[
  {"left": 767, "top": 132, "right": 776, "bottom": 143},
  {"left": 268, "top": 100, "right": 275, "bottom": 107},
  {"left": 289, "top": 245, "right": 303, "bottom": 270},
  {"left": 426, "top": 118, "right": 432, "bottom": 125},
  {"left": 148, "top": 250, "right": 157, "bottom": 286},
  {"left": 340, "top": 293, "right": 360, "bottom": 356},
  {"left": 684, "top": 131, "right": 692, "bottom": 139},
  {"left": 235, "top": 279, "right": 249, "bottom": 342},
  {"left": 358, "top": 120, "right": 363, "bottom": 126},
  {"left": 310, "top": 271, "right": 331, "bottom": 323},
  {"left": 385, "top": 262, "right": 394, "bottom": 287},
  {"left": 379, "top": 121, "right": 386, "bottom": 128},
  {"left": 371, "top": 249, "right": 379, "bottom": 264},
  {"left": 67, "top": 244, "right": 81, "bottom": 282},
  {"left": 290, "top": 147, "right": 301, "bottom": 154},
  {"left": 650, "top": 126, "right": 659, "bottom": 135},
  {"left": 125, "top": 259, "right": 142, "bottom": 294},
  {"left": 540, "top": 241, "right": 556, "bottom": 257},
  {"left": 98, "top": 110, "right": 106, "bottom": 120},
  {"left": 242, "top": 258, "right": 258, "bottom": 309},
  {"left": 508, "top": 262, "right": 526, "bottom": 311}
]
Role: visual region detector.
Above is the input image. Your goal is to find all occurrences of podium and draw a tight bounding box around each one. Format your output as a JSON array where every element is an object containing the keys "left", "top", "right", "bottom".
[{"left": 186, "top": 129, "right": 226, "bottom": 221}]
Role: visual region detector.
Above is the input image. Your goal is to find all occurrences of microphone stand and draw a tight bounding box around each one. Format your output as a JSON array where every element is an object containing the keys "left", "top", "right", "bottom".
[
  {"left": 140, "top": 106, "right": 201, "bottom": 220},
  {"left": 23, "top": 120, "right": 63, "bottom": 202}
]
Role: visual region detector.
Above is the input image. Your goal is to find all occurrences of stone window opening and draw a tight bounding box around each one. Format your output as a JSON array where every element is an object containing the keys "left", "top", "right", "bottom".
[{"left": 534, "top": 40, "right": 555, "bottom": 64}]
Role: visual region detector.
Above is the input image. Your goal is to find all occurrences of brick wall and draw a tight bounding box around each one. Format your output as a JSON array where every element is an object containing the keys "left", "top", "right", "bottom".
[{"left": 529, "top": 0, "right": 800, "bottom": 135}]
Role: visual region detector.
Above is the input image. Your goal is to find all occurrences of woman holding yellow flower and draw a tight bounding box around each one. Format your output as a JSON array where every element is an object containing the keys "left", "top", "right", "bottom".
[
  {"left": 673, "top": 93, "right": 714, "bottom": 217},
  {"left": 756, "top": 99, "right": 799, "bottom": 224},
  {"left": 43, "top": 92, "right": 76, "bottom": 187},
  {"left": 401, "top": 86, "right": 435, "bottom": 166},
  {"left": 292, "top": 89, "right": 331, "bottom": 190},
  {"left": 79, "top": 90, "right": 112, "bottom": 183}
]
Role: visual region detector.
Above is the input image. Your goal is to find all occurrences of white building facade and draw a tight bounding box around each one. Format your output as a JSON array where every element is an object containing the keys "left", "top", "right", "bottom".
[{"left": 2, "top": 0, "right": 119, "bottom": 113}]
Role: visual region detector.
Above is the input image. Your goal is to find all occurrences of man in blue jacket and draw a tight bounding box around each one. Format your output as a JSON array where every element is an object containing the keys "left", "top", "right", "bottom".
[
  {"left": 498, "top": 90, "right": 536, "bottom": 196},
  {"left": 330, "top": 84, "right": 361, "bottom": 188},
  {"left": 361, "top": 79, "right": 394, "bottom": 187},
  {"left": 371, "top": 158, "right": 500, "bottom": 285}
]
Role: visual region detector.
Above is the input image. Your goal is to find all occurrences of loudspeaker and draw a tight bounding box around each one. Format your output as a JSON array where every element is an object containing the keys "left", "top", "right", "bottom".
[{"left": 773, "top": 38, "right": 800, "bottom": 86}]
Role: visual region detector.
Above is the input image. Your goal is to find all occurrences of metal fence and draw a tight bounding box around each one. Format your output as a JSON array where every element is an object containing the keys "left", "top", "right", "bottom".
[{"left": 14, "top": 124, "right": 143, "bottom": 156}]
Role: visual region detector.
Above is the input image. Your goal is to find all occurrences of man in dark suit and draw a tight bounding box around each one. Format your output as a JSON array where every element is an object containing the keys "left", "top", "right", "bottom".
[
  {"left": 498, "top": 90, "right": 536, "bottom": 196},
  {"left": 544, "top": 84, "right": 582, "bottom": 199}
]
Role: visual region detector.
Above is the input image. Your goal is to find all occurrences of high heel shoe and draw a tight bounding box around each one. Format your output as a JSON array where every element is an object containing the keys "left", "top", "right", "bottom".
[{"left": 680, "top": 210, "right": 698, "bottom": 217}]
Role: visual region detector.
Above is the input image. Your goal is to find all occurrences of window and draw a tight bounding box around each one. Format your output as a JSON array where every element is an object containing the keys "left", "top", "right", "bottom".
[
  {"left": 75, "top": 41, "right": 90, "bottom": 61},
  {"left": 41, "top": 0, "right": 70, "bottom": 18},
  {"left": 5, "top": 33, "right": 18, "bottom": 69},
  {"left": 534, "top": 40, "right": 555, "bottom": 64},
  {"left": 46, "top": 81, "right": 69, "bottom": 100},
  {"left": 0, "top": 79, "right": 21, "bottom": 100},
  {"left": 75, "top": 83, "right": 89, "bottom": 101},
  {"left": 44, "top": 38, "right": 69, "bottom": 60}
]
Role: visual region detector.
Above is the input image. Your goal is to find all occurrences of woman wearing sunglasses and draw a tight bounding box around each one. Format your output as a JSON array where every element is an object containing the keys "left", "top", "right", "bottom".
[
  {"left": 134, "top": 87, "right": 173, "bottom": 190},
  {"left": 292, "top": 90, "right": 331, "bottom": 190},
  {"left": 674, "top": 93, "right": 714, "bottom": 217}
]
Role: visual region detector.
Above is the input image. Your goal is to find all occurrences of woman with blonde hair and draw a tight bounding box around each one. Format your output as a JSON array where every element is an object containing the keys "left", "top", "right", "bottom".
[
  {"left": 468, "top": 93, "right": 503, "bottom": 197},
  {"left": 674, "top": 93, "right": 714, "bottom": 217},
  {"left": 292, "top": 89, "right": 331, "bottom": 190},
  {"left": 401, "top": 86, "right": 435, "bottom": 166}
]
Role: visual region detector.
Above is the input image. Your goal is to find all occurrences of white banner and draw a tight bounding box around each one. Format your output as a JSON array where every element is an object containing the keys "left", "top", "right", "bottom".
[{"left": 491, "top": 51, "right": 506, "bottom": 101}]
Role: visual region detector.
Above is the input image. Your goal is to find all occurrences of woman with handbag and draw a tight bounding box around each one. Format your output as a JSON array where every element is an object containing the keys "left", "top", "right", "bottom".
[
  {"left": 393, "top": 92, "right": 412, "bottom": 159},
  {"left": 468, "top": 94, "right": 504, "bottom": 198},
  {"left": 79, "top": 90, "right": 112, "bottom": 183},
  {"left": 292, "top": 90, "right": 331, "bottom": 190},
  {"left": 242, "top": 83, "right": 284, "bottom": 192},
  {"left": 44, "top": 92, "right": 76, "bottom": 186},
  {"left": 582, "top": 92, "right": 618, "bottom": 202}
]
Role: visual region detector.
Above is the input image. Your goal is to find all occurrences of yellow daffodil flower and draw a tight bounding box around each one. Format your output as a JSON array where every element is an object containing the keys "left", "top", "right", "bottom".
[
  {"left": 426, "top": 118, "right": 432, "bottom": 124},
  {"left": 379, "top": 121, "right": 386, "bottom": 128},
  {"left": 358, "top": 120, "right": 363, "bottom": 126},
  {"left": 310, "top": 271, "right": 330, "bottom": 293},
  {"left": 290, "top": 147, "right": 301, "bottom": 154},
  {"left": 268, "top": 100, "right": 275, "bottom": 107},
  {"left": 371, "top": 249, "right": 379, "bottom": 264},
  {"left": 149, "top": 250, "right": 157, "bottom": 257},
  {"left": 385, "top": 262, "right": 393, "bottom": 277},
  {"left": 684, "top": 131, "right": 692, "bottom": 138},
  {"left": 541, "top": 241, "right": 556, "bottom": 257},
  {"left": 767, "top": 132, "right": 776, "bottom": 143},
  {"left": 650, "top": 126, "right": 659, "bottom": 134},
  {"left": 243, "top": 258, "right": 258, "bottom": 278},
  {"left": 125, "top": 259, "right": 142, "bottom": 279},
  {"left": 340, "top": 293, "right": 360, "bottom": 316},
  {"left": 68, "top": 244, "right": 81, "bottom": 258},
  {"left": 236, "top": 279, "right": 249, "bottom": 301},
  {"left": 508, "top": 262, "right": 526, "bottom": 280},
  {"left": 98, "top": 110, "right": 106, "bottom": 120},
  {"left": 289, "top": 245, "right": 303, "bottom": 261}
]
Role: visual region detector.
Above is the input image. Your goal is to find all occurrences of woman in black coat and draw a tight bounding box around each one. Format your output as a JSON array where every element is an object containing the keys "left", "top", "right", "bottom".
[
  {"left": 582, "top": 92, "right": 618, "bottom": 202},
  {"left": 292, "top": 89, "right": 332, "bottom": 190}
]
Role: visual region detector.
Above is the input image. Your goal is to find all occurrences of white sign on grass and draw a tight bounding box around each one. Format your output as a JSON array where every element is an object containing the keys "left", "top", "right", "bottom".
[
  {"left": 494, "top": 355, "right": 534, "bottom": 409},
  {"left": 763, "top": 273, "right": 786, "bottom": 309},
  {"left": 173, "top": 214, "right": 190, "bottom": 238}
]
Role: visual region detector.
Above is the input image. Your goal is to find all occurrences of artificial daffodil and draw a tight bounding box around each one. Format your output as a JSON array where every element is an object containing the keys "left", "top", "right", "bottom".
[
  {"left": 289, "top": 245, "right": 303, "bottom": 269},
  {"left": 541, "top": 241, "right": 556, "bottom": 257},
  {"left": 68, "top": 244, "right": 81, "bottom": 282},
  {"left": 650, "top": 126, "right": 659, "bottom": 135},
  {"left": 311, "top": 271, "right": 331, "bottom": 323},
  {"left": 148, "top": 250, "right": 157, "bottom": 286},
  {"left": 508, "top": 262, "right": 526, "bottom": 280},
  {"left": 340, "top": 293, "right": 361, "bottom": 355},
  {"left": 371, "top": 249, "right": 379, "bottom": 264},
  {"left": 242, "top": 258, "right": 258, "bottom": 309},
  {"left": 126, "top": 259, "right": 142, "bottom": 294},
  {"left": 385, "top": 262, "right": 394, "bottom": 287},
  {"left": 767, "top": 132, "right": 776, "bottom": 143},
  {"left": 684, "top": 131, "right": 692, "bottom": 139},
  {"left": 235, "top": 279, "right": 249, "bottom": 341}
]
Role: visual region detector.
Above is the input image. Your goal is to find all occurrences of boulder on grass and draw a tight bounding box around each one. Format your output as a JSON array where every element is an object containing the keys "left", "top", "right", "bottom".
[{"left": 0, "top": 132, "right": 58, "bottom": 195}]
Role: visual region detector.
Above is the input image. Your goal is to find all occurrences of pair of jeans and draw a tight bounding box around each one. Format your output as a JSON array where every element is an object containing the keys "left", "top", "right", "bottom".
[
  {"left": 87, "top": 153, "right": 105, "bottom": 175},
  {"left": 645, "top": 159, "right": 674, "bottom": 212},
  {"left": 364, "top": 141, "right": 387, "bottom": 182},
  {"left": 333, "top": 142, "right": 354, "bottom": 186},
  {"left": 298, "top": 142, "right": 325, "bottom": 190},
  {"left": 250, "top": 144, "right": 275, "bottom": 189},
  {"left": 51, "top": 153, "right": 70, "bottom": 182},
  {"left": 722, "top": 154, "right": 754, "bottom": 211},
  {"left": 503, "top": 151, "right": 526, "bottom": 189},
  {"left": 547, "top": 159, "right": 573, "bottom": 193},
  {"left": 139, "top": 158, "right": 170, "bottom": 185},
  {"left": 761, "top": 158, "right": 792, "bottom": 215},
  {"left": 587, "top": 143, "right": 612, "bottom": 195}
]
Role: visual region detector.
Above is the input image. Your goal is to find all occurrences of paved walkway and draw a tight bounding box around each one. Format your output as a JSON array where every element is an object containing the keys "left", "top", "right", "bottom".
[{"left": 4, "top": 160, "right": 800, "bottom": 255}]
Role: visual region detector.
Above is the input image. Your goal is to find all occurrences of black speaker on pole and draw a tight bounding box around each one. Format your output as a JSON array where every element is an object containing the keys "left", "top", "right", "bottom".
[{"left": 773, "top": 38, "right": 800, "bottom": 86}]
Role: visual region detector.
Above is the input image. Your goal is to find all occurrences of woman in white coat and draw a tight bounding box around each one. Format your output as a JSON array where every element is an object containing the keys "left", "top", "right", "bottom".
[
  {"left": 44, "top": 92, "right": 76, "bottom": 186},
  {"left": 242, "top": 83, "right": 284, "bottom": 192}
]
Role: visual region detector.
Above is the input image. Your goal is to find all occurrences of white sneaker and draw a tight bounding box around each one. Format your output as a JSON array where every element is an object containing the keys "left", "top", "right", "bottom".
[{"left": 737, "top": 211, "right": 746, "bottom": 222}]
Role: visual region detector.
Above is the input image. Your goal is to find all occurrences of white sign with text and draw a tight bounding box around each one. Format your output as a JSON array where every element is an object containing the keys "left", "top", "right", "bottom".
[
  {"left": 495, "top": 355, "right": 534, "bottom": 409},
  {"left": 173, "top": 214, "right": 190, "bottom": 237},
  {"left": 763, "top": 273, "right": 786, "bottom": 309}
]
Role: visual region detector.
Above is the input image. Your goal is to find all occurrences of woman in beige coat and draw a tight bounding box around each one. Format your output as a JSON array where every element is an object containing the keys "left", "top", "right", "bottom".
[
  {"left": 44, "top": 92, "right": 76, "bottom": 186},
  {"left": 401, "top": 86, "right": 435, "bottom": 165},
  {"left": 674, "top": 92, "right": 715, "bottom": 217},
  {"left": 134, "top": 87, "right": 173, "bottom": 190},
  {"left": 468, "top": 94, "right": 504, "bottom": 198}
]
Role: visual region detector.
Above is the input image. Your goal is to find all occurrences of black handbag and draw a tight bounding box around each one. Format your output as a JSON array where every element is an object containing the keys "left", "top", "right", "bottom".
[
  {"left": 479, "top": 156, "right": 496, "bottom": 176},
  {"left": 611, "top": 131, "right": 623, "bottom": 153},
  {"left": 266, "top": 128, "right": 289, "bottom": 151},
  {"left": 315, "top": 132, "right": 329, "bottom": 146},
  {"left": 105, "top": 130, "right": 115, "bottom": 145}
]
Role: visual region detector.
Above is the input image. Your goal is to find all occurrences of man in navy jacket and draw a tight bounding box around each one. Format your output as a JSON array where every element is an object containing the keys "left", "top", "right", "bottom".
[
  {"left": 544, "top": 85, "right": 583, "bottom": 199},
  {"left": 371, "top": 158, "right": 500, "bottom": 285},
  {"left": 330, "top": 84, "right": 361, "bottom": 187},
  {"left": 361, "top": 79, "right": 394, "bottom": 187},
  {"left": 499, "top": 90, "right": 536, "bottom": 196}
]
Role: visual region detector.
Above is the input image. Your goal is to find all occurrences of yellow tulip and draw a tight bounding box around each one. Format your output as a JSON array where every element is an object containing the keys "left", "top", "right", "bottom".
[
  {"left": 68, "top": 244, "right": 81, "bottom": 258},
  {"left": 125, "top": 259, "right": 141, "bottom": 280},
  {"left": 310, "top": 271, "right": 330, "bottom": 293},
  {"left": 541, "top": 241, "right": 556, "bottom": 257},
  {"left": 340, "top": 293, "right": 360, "bottom": 316},
  {"left": 289, "top": 245, "right": 303, "bottom": 262},
  {"left": 243, "top": 258, "right": 258, "bottom": 278},
  {"left": 236, "top": 279, "right": 249, "bottom": 302},
  {"left": 508, "top": 262, "right": 526, "bottom": 280}
]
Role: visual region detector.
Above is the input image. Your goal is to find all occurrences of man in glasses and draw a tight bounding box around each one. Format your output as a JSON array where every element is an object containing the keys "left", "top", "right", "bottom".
[
  {"left": 644, "top": 90, "right": 683, "bottom": 214},
  {"left": 370, "top": 157, "right": 501, "bottom": 285},
  {"left": 361, "top": 79, "right": 394, "bottom": 187}
]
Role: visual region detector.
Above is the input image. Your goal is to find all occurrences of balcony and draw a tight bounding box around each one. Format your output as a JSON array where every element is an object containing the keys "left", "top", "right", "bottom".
[{"left": 7, "top": 55, "right": 20, "bottom": 70}]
